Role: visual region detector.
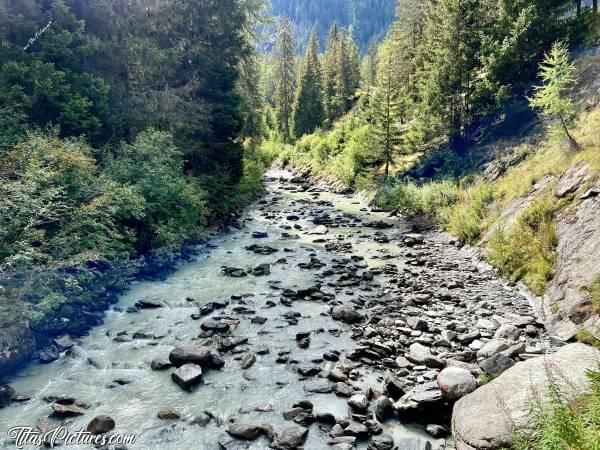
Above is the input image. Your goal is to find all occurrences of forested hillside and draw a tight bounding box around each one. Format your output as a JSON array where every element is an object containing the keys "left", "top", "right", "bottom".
[
  {"left": 266, "top": 0, "right": 396, "bottom": 52},
  {"left": 0, "top": 0, "right": 269, "bottom": 334}
]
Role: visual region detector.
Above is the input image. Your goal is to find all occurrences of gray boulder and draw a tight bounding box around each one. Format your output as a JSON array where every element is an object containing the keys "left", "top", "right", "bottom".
[
  {"left": 437, "top": 367, "right": 477, "bottom": 401},
  {"left": 479, "top": 353, "right": 515, "bottom": 377},
  {"left": 171, "top": 363, "right": 203, "bottom": 390},
  {"left": 331, "top": 306, "right": 364, "bottom": 324},
  {"left": 227, "top": 423, "right": 275, "bottom": 440},
  {"left": 407, "top": 343, "right": 445, "bottom": 369},
  {"left": 272, "top": 426, "right": 308, "bottom": 449},
  {"left": 452, "top": 343, "right": 600, "bottom": 450},
  {"left": 87, "top": 415, "right": 115, "bottom": 434}
]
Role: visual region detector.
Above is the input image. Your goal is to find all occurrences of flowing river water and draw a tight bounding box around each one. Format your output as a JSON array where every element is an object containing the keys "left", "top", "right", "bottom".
[{"left": 0, "top": 170, "right": 464, "bottom": 449}]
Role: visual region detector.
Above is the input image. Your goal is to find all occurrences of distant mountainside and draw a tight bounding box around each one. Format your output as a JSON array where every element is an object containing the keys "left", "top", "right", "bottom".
[{"left": 264, "top": 0, "right": 397, "bottom": 53}]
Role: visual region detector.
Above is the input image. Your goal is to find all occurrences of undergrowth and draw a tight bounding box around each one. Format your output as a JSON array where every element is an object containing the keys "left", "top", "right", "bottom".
[{"left": 512, "top": 363, "right": 600, "bottom": 450}]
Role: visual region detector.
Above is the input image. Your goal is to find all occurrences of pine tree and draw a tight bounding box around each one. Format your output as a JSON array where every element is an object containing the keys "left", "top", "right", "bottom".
[
  {"left": 323, "top": 24, "right": 361, "bottom": 123},
  {"left": 529, "top": 42, "right": 580, "bottom": 151},
  {"left": 273, "top": 15, "right": 296, "bottom": 143},
  {"left": 370, "top": 39, "right": 406, "bottom": 178},
  {"left": 292, "top": 30, "right": 325, "bottom": 138},
  {"left": 323, "top": 23, "right": 343, "bottom": 122}
]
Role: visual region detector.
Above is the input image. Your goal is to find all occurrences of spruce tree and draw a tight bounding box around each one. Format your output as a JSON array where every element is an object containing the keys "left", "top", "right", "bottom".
[
  {"left": 323, "top": 23, "right": 343, "bottom": 122},
  {"left": 323, "top": 24, "right": 361, "bottom": 123},
  {"left": 273, "top": 15, "right": 296, "bottom": 143},
  {"left": 292, "top": 30, "right": 325, "bottom": 138},
  {"left": 370, "top": 38, "right": 405, "bottom": 179}
]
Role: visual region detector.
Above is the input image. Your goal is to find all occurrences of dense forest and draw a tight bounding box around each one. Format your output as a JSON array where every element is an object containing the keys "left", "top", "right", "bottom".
[
  {"left": 266, "top": 0, "right": 396, "bottom": 52},
  {"left": 0, "top": 0, "right": 268, "bottom": 325}
]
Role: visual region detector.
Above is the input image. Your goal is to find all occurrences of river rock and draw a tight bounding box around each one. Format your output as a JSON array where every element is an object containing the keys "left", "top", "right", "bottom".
[
  {"left": 347, "top": 394, "right": 369, "bottom": 411},
  {"left": 272, "top": 426, "right": 308, "bottom": 449},
  {"left": 227, "top": 423, "right": 274, "bottom": 440},
  {"left": 395, "top": 438, "right": 431, "bottom": 450},
  {"left": 331, "top": 306, "right": 364, "bottom": 324},
  {"left": 157, "top": 407, "right": 182, "bottom": 420},
  {"left": 0, "top": 325, "right": 36, "bottom": 374},
  {"left": 476, "top": 339, "right": 509, "bottom": 359},
  {"left": 169, "top": 346, "right": 224, "bottom": 368},
  {"left": 87, "top": 415, "right": 115, "bottom": 434},
  {"left": 171, "top": 363, "right": 203, "bottom": 390},
  {"left": 251, "top": 231, "right": 268, "bottom": 238},
  {"left": 367, "top": 433, "right": 395, "bottom": 450},
  {"left": 0, "top": 385, "right": 15, "bottom": 408},
  {"left": 344, "top": 422, "right": 368, "bottom": 437},
  {"left": 479, "top": 353, "right": 515, "bottom": 377},
  {"left": 39, "top": 346, "right": 60, "bottom": 363},
  {"left": 494, "top": 324, "right": 520, "bottom": 341},
  {"left": 222, "top": 267, "right": 247, "bottom": 277},
  {"left": 134, "top": 299, "right": 163, "bottom": 309},
  {"left": 453, "top": 343, "right": 600, "bottom": 450},
  {"left": 407, "top": 343, "right": 445, "bottom": 369},
  {"left": 241, "top": 353, "right": 256, "bottom": 369},
  {"left": 52, "top": 402, "right": 87, "bottom": 417},
  {"left": 252, "top": 263, "right": 271, "bottom": 276},
  {"left": 374, "top": 396, "right": 394, "bottom": 422},
  {"left": 393, "top": 381, "right": 448, "bottom": 423},
  {"left": 437, "top": 367, "right": 477, "bottom": 401},
  {"left": 151, "top": 358, "right": 172, "bottom": 370},
  {"left": 333, "top": 382, "right": 354, "bottom": 397}
]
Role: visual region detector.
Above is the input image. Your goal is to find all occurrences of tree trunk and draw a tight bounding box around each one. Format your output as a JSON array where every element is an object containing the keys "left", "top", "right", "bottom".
[
  {"left": 576, "top": 0, "right": 581, "bottom": 16},
  {"left": 594, "top": 0, "right": 598, "bottom": 13},
  {"left": 560, "top": 115, "right": 581, "bottom": 151}
]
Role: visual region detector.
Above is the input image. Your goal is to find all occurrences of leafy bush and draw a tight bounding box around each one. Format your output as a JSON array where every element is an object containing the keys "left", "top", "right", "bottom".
[
  {"left": 444, "top": 183, "right": 496, "bottom": 244},
  {"left": 487, "top": 197, "right": 558, "bottom": 296},
  {"left": 513, "top": 364, "right": 600, "bottom": 450}
]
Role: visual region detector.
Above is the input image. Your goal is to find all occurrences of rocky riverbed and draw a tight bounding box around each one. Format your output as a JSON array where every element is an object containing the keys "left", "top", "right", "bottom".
[{"left": 0, "top": 169, "right": 553, "bottom": 450}]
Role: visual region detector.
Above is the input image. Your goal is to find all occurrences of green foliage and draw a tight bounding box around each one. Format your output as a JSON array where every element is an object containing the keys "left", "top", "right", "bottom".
[
  {"left": 529, "top": 42, "right": 580, "bottom": 151},
  {"left": 322, "top": 23, "right": 361, "bottom": 124},
  {"left": 445, "top": 184, "right": 496, "bottom": 244},
  {"left": 576, "top": 329, "right": 600, "bottom": 350},
  {"left": 292, "top": 31, "right": 325, "bottom": 138},
  {"left": 478, "top": 372, "right": 495, "bottom": 386},
  {"left": 0, "top": 107, "right": 27, "bottom": 150},
  {"left": 377, "top": 180, "right": 461, "bottom": 218},
  {"left": 488, "top": 198, "right": 558, "bottom": 295},
  {"left": 512, "top": 364, "right": 600, "bottom": 450},
  {"left": 273, "top": 15, "right": 297, "bottom": 143},
  {"left": 268, "top": 0, "right": 396, "bottom": 52}
]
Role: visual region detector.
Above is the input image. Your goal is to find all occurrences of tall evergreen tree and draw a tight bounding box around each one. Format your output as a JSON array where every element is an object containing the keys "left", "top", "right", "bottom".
[
  {"left": 323, "top": 23, "right": 342, "bottom": 122},
  {"left": 370, "top": 38, "right": 406, "bottom": 178},
  {"left": 273, "top": 15, "right": 296, "bottom": 143},
  {"left": 292, "top": 30, "right": 325, "bottom": 138},
  {"left": 322, "top": 24, "right": 361, "bottom": 123}
]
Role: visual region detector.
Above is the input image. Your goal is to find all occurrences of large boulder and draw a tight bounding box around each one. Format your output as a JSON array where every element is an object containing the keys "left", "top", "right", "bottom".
[
  {"left": 437, "top": 367, "right": 477, "bottom": 401},
  {"left": 0, "top": 325, "right": 36, "bottom": 374},
  {"left": 452, "top": 344, "right": 600, "bottom": 450},
  {"left": 227, "top": 423, "right": 275, "bottom": 440}
]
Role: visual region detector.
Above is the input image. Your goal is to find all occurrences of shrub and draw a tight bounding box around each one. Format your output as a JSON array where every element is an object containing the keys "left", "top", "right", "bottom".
[
  {"left": 444, "top": 183, "right": 495, "bottom": 244},
  {"left": 487, "top": 197, "right": 558, "bottom": 295},
  {"left": 513, "top": 364, "right": 600, "bottom": 450}
]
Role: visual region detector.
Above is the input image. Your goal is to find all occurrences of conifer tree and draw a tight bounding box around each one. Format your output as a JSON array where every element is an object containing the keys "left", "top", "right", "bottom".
[
  {"left": 323, "top": 23, "right": 343, "bottom": 122},
  {"left": 370, "top": 38, "right": 406, "bottom": 178},
  {"left": 292, "top": 31, "right": 325, "bottom": 138},
  {"left": 323, "top": 24, "right": 361, "bottom": 123},
  {"left": 273, "top": 15, "right": 296, "bottom": 143},
  {"left": 529, "top": 42, "right": 580, "bottom": 151}
]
